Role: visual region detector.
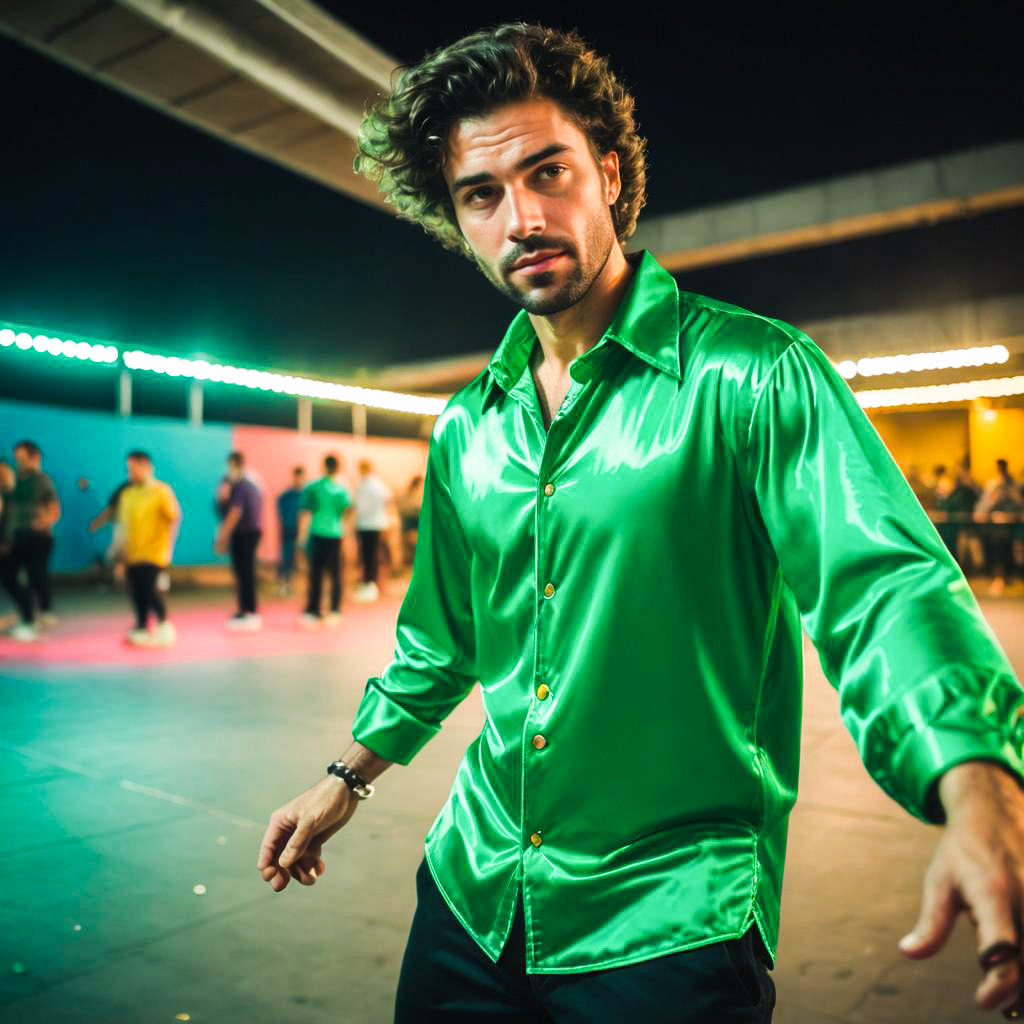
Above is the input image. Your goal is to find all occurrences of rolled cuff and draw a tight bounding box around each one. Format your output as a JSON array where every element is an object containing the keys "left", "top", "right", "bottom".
[
  {"left": 861, "top": 664, "right": 1024, "bottom": 825},
  {"left": 350, "top": 677, "right": 441, "bottom": 766}
]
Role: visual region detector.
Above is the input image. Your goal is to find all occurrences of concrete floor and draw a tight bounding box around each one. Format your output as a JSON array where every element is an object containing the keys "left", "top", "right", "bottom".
[{"left": 1, "top": 577, "right": 1022, "bottom": 1023}]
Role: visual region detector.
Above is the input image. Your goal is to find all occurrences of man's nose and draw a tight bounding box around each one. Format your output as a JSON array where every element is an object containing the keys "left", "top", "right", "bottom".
[{"left": 505, "top": 184, "right": 546, "bottom": 241}]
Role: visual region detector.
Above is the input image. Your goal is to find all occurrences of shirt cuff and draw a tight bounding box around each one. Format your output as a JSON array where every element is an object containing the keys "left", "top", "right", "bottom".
[
  {"left": 350, "top": 677, "right": 442, "bottom": 766},
  {"left": 860, "top": 663, "right": 1024, "bottom": 825}
]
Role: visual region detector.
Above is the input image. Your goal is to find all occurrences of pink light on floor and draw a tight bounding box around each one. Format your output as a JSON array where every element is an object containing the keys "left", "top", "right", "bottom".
[{"left": 0, "top": 592, "right": 405, "bottom": 668}]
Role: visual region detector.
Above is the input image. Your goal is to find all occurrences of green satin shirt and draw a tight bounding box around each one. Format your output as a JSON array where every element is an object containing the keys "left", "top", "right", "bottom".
[{"left": 351, "top": 247, "right": 1024, "bottom": 974}]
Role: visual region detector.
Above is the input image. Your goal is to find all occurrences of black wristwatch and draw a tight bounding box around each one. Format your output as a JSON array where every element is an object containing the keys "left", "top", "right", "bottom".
[{"left": 326, "top": 759, "right": 375, "bottom": 799}]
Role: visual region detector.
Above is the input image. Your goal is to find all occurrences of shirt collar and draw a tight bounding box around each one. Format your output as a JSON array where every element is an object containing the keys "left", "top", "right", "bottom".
[{"left": 486, "top": 247, "right": 682, "bottom": 394}]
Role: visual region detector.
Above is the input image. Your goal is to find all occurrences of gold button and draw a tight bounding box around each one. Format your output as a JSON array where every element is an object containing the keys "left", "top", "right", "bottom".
[
  {"left": 532, "top": 734, "right": 547, "bottom": 749},
  {"left": 543, "top": 483, "right": 555, "bottom": 496},
  {"left": 543, "top": 582, "right": 555, "bottom": 598},
  {"left": 537, "top": 684, "right": 550, "bottom": 700},
  {"left": 530, "top": 832, "right": 543, "bottom": 847}
]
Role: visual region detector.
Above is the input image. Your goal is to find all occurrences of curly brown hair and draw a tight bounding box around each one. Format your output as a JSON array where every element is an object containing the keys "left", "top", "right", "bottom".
[{"left": 353, "top": 22, "right": 648, "bottom": 262}]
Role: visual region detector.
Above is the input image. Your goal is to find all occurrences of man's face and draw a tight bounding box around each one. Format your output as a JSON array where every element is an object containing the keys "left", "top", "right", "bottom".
[
  {"left": 444, "top": 96, "right": 621, "bottom": 315},
  {"left": 127, "top": 458, "right": 148, "bottom": 484},
  {"left": 13, "top": 446, "right": 36, "bottom": 473},
  {"left": 294, "top": 471, "right": 305, "bottom": 488}
]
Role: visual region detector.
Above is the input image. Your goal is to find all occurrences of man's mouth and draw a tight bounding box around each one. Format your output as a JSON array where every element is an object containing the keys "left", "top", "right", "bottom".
[{"left": 513, "top": 252, "right": 565, "bottom": 273}]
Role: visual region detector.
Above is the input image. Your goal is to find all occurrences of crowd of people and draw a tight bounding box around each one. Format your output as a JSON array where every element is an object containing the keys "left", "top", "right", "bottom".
[
  {"left": 0, "top": 440, "right": 425, "bottom": 645},
  {"left": 901, "top": 456, "right": 1024, "bottom": 596},
  {"left": 2, "top": 436, "right": 1020, "bottom": 645}
]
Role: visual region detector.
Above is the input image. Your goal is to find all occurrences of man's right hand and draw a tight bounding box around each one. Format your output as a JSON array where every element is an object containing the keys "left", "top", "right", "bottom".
[{"left": 257, "top": 776, "right": 359, "bottom": 892}]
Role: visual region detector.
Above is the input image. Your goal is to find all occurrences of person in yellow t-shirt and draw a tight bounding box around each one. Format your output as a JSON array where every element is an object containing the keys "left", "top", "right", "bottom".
[{"left": 117, "top": 450, "right": 181, "bottom": 647}]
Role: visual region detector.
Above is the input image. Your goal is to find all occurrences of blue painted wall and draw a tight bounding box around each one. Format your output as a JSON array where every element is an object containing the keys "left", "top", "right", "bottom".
[{"left": 0, "top": 399, "right": 233, "bottom": 570}]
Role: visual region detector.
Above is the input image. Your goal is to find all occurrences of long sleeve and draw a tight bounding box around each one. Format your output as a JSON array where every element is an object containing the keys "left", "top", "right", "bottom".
[
  {"left": 350, "top": 426, "right": 478, "bottom": 765},
  {"left": 740, "top": 333, "right": 1024, "bottom": 825}
]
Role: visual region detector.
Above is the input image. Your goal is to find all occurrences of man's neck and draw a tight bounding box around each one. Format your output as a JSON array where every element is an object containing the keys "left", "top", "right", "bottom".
[{"left": 528, "top": 246, "right": 635, "bottom": 377}]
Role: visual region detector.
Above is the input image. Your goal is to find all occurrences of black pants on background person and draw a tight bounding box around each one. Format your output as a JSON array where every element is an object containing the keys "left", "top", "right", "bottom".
[
  {"left": 357, "top": 528, "right": 380, "bottom": 583},
  {"left": 305, "top": 535, "right": 342, "bottom": 616},
  {"left": 229, "top": 529, "right": 261, "bottom": 614},
  {"left": 125, "top": 562, "right": 166, "bottom": 629},
  {"left": 0, "top": 529, "right": 54, "bottom": 624},
  {"left": 394, "top": 857, "right": 776, "bottom": 1024}
]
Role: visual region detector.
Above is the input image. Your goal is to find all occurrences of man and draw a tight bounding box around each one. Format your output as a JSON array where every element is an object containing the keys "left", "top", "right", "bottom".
[
  {"left": 89, "top": 477, "right": 132, "bottom": 592},
  {"left": 0, "top": 440, "right": 61, "bottom": 642},
  {"left": 276, "top": 466, "right": 306, "bottom": 596},
  {"left": 352, "top": 458, "right": 393, "bottom": 603},
  {"left": 117, "top": 450, "right": 180, "bottom": 647},
  {"left": 975, "top": 458, "right": 1024, "bottom": 597},
  {"left": 215, "top": 451, "right": 263, "bottom": 631},
  {"left": 296, "top": 453, "right": 352, "bottom": 628},
  {"left": 257, "top": 23, "right": 1024, "bottom": 1022}
]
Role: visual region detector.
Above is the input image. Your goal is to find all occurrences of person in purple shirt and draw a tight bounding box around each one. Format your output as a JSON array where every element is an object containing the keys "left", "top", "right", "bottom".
[{"left": 215, "top": 451, "right": 264, "bottom": 630}]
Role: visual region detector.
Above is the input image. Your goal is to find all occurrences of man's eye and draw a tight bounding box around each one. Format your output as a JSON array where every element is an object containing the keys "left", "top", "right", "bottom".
[{"left": 539, "top": 165, "right": 564, "bottom": 179}]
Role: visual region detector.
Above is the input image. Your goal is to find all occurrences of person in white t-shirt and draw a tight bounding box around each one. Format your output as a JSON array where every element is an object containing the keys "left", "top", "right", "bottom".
[{"left": 352, "top": 459, "right": 393, "bottom": 603}]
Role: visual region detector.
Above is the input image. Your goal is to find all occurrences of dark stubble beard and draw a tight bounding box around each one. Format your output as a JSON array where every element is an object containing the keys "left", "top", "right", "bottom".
[{"left": 472, "top": 203, "right": 616, "bottom": 316}]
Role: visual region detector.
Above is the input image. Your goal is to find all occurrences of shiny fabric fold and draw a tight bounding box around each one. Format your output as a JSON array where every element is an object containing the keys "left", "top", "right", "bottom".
[{"left": 350, "top": 247, "right": 1024, "bottom": 974}]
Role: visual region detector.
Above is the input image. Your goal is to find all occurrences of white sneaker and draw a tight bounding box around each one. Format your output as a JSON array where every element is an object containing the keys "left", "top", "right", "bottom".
[
  {"left": 10, "top": 623, "right": 39, "bottom": 643},
  {"left": 352, "top": 582, "right": 379, "bottom": 603},
  {"left": 324, "top": 612, "right": 342, "bottom": 628},
  {"left": 225, "top": 613, "right": 262, "bottom": 631},
  {"left": 156, "top": 571, "right": 171, "bottom": 593},
  {"left": 125, "top": 628, "right": 154, "bottom": 647},
  {"left": 38, "top": 612, "right": 59, "bottom": 628},
  {"left": 298, "top": 612, "right": 321, "bottom": 630},
  {"left": 152, "top": 621, "right": 177, "bottom": 646}
]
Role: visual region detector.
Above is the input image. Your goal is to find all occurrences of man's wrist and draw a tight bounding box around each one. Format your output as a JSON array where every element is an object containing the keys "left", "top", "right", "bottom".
[{"left": 937, "top": 758, "right": 1024, "bottom": 818}]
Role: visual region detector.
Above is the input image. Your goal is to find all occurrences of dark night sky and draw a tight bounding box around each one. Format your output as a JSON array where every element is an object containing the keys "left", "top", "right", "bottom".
[{"left": 1, "top": 2, "right": 1022, "bottom": 381}]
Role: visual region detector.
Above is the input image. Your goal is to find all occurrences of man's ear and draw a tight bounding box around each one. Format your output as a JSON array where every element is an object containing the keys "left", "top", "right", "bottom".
[{"left": 601, "top": 150, "right": 621, "bottom": 206}]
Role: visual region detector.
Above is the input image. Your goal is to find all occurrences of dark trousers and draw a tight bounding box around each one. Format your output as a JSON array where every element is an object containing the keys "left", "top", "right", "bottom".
[
  {"left": 395, "top": 857, "right": 776, "bottom": 1023},
  {"left": 278, "top": 529, "right": 298, "bottom": 583},
  {"left": 305, "top": 535, "right": 342, "bottom": 615},
  {"left": 229, "top": 529, "right": 261, "bottom": 614},
  {"left": 984, "top": 525, "right": 1017, "bottom": 583},
  {"left": 0, "top": 530, "right": 54, "bottom": 624},
  {"left": 125, "top": 562, "right": 166, "bottom": 629},
  {"left": 358, "top": 528, "right": 380, "bottom": 583}
]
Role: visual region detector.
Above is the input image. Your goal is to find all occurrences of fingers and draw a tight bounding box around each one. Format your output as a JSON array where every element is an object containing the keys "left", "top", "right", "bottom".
[
  {"left": 257, "top": 814, "right": 292, "bottom": 870},
  {"left": 970, "top": 881, "right": 1022, "bottom": 1011},
  {"left": 279, "top": 818, "right": 316, "bottom": 871},
  {"left": 899, "top": 872, "right": 960, "bottom": 959}
]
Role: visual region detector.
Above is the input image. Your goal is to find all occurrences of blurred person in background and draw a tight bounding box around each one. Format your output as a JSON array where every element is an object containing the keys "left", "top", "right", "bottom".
[
  {"left": 276, "top": 465, "right": 306, "bottom": 596},
  {"left": 297, "top": 453, "right": 351, "bottom": 628},
  {"left": 215, "top": 451, "right": 264, "bottom": 631},
  {"left": 0, "top": 440, "right": 60, "bottom": 642},
  {"left": 353, "top": 458, "right": 394, "bottom": 603},
  {"left": 927, "top": 463, "right": 954, "bottom": 508},
  {"left": 90, "top": 477, "right": 131, "bottom": 591},
  {"left": 398, "top": 473, "right": 424, "bottom": 568},
  {"left": 975, "top": 457, "right": 1024, "bottom": 596},
  {"left": 903, "top": 462, "right": 930, "bottom": 507},
  {"left": 117, "top": 450, "right": 181, "bottom": 647},
  {"left": 0, "top": 459, "right": 14, "bottom": 629}
]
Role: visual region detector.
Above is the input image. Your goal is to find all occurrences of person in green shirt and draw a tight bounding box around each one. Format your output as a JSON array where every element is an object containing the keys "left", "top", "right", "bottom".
[
  {"left": 257, "top": 23, "right": 1024, "bottom": 1022},
  {"left": 296, "top": 453, "right": 353, "bottom": 628}
]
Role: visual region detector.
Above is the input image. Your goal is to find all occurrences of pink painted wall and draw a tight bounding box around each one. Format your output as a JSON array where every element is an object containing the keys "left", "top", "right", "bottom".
[{"left": 232, "top": 424, "right": 428, "bottom": 562}]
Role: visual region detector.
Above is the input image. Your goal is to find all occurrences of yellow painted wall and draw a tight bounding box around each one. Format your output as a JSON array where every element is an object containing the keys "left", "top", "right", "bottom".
[
  {"left": 969, "top": 404, "right": 1024, "bottom": 482},
  {"left": 866, "top": 408, "right": 969, "bottom": 475}
]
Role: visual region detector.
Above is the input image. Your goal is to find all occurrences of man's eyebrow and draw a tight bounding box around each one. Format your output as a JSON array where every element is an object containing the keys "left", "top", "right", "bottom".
[{"left": 450, "top": 143, "right": 574, "bottom": 195}]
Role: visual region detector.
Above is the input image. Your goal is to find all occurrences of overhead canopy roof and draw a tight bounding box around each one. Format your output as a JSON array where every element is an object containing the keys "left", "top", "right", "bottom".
[{"left": 0, "top": 0, "right": 397, "bottom": 210}]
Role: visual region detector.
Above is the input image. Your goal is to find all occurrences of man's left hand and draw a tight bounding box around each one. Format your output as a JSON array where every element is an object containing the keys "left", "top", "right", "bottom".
[
  {"left": 899, "top": 760, "right": 1024, "bottom": 1016},
  {"left": 214, "top": 534, "right": 227, "bottom": 556}
]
